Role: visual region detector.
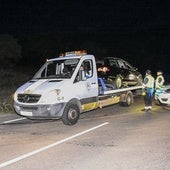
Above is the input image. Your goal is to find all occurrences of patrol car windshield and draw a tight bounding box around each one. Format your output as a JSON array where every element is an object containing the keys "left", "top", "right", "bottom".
[{"left": 33, "top": 59, "right": 79, "bottom": 79}]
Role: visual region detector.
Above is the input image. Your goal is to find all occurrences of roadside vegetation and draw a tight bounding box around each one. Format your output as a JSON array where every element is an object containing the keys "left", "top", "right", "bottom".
[{"left": 0, "top": 67, "right": 32, "bottom": 113}]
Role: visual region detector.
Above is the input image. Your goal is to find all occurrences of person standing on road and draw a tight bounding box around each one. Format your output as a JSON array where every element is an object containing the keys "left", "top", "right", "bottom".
[
  {"left": 154, "top": 70, "right": 165, "bottom": 103},
  {"left": 155, "top": 70, "right": 165, "bottom": 90},
  {"left": 142, "top": 69, "right": 155, "bottom": 111}
]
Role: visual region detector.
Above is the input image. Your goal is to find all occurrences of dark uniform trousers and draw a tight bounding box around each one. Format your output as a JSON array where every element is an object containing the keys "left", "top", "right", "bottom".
[{"left": 144, "top": 88, "right": 154, "bottom": 108}]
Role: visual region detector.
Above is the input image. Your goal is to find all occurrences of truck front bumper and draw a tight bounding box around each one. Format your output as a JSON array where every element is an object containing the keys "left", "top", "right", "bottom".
[{"left": 14, "top": 102, "right": 66, "bottom": 119}]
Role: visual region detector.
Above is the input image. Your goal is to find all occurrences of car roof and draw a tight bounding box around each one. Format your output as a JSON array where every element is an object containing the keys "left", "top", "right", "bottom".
[{"left": 96, "top": 57, "right": 125, "bottom": 61}]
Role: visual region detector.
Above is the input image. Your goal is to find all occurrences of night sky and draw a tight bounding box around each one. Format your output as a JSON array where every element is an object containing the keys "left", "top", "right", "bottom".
[
  {"left": 0, "top": 0, "right": 170, "bottom": 74},
  {"left": 0, "top": 0, "right": 169, "bottom": 35}
]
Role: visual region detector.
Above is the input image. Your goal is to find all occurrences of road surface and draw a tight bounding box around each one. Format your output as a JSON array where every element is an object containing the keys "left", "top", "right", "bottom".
[{"left": 0, "top": 96, "right": 170, "bottom": 170}]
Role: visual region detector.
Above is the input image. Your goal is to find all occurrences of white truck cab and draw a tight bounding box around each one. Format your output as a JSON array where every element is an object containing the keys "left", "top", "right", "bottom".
[{"left": 14, "top": 50, "right": 99, "bottom": 125}]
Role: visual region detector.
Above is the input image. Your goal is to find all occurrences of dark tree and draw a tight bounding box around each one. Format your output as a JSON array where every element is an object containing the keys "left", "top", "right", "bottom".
[{"left": 0, "top": 34, "right": 22, "bottom": 67}]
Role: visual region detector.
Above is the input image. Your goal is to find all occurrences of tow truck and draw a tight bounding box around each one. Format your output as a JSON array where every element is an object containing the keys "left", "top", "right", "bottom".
[{"left": 14, "top": 50, "right": 142, "bottom": 125}]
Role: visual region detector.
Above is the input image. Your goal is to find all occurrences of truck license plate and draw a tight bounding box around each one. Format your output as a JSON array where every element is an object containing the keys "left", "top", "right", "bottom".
[{"left": 21, "top": 111, "right": 33, "bottom": 116}]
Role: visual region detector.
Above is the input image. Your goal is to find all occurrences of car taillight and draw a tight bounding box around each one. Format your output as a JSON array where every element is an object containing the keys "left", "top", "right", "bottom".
[{"left": 97, "top": 67, "right": 110, "bottom": 72}]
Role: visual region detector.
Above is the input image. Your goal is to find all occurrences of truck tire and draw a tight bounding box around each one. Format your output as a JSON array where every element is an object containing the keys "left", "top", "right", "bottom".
[
  {"left": 62, "top": 103, "right": 80, "bottom": 125},
  {"left": 120, "top": 91, "right": 134, "bottom": 107}
]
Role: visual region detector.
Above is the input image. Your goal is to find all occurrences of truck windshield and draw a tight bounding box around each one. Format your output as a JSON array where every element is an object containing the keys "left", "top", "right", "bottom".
[{"left": 33, "top": 59, "right": 79, "bottom": 79}]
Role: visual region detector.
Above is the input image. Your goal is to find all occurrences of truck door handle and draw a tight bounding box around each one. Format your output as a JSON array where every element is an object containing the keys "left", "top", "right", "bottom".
[{"left": 91, "top": 82, "right": 96, "bottom": 84}]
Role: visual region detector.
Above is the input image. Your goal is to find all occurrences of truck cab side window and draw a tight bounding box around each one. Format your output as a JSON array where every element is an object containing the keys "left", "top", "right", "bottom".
[
  {"left": 74, "top": 60, "right": 93, "bottom": 82},
  {"left": 83, "top": 60, "right": 93, "bottom": 78}
]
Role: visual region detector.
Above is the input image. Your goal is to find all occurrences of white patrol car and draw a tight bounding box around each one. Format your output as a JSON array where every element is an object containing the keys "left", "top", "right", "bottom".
[{"left": 156, "top": 85, "right": 170, "bottom": 106}]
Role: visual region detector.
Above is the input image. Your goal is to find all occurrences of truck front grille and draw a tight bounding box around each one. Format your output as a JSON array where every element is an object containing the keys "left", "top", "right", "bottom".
[
  {"left": 21, "top": 106, "right": 38, "bottom": 111},
  {"left": 17, "top": 94, "right": 41, "bottom": 103}
]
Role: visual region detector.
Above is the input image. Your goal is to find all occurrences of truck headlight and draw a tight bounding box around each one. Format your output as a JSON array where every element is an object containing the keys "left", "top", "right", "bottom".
[
  {"left": 55, "top": 89, "right": 61, "bottom": 95},
  {"left": 14, "top": 92, "right": 18, "bottom": 101},
  {"left": 40, "top": 89, "right": 63, "bottom": 104}
]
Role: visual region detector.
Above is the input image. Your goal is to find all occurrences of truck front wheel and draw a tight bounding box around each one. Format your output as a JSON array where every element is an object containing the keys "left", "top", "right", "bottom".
[{"left": 62, "top": 103, "right": 80, "bottom": 125}]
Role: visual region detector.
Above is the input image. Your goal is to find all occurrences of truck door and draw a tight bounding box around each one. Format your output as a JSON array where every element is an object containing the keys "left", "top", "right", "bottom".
[{"left": 74, "top": 59, "right": 98, "bottom": 111}]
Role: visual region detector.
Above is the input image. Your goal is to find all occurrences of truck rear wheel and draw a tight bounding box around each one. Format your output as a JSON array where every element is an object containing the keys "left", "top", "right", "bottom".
[
  {"left": 125, "top": 92, "right": 133, "bottom": 106},
  {"left": 120, "top": 91, "right": 134, "bottom": 107},
  {"left": 62, "top": 103, "right": 80, "bottom": 125}
]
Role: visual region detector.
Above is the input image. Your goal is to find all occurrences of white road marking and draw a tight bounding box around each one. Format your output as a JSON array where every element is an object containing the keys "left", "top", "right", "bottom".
[
  {"left": 3, "top": 117, "right": 26, "bottom": 124},
  {"left": 0, "top": 122, "right": 109, "bottom": 168}
]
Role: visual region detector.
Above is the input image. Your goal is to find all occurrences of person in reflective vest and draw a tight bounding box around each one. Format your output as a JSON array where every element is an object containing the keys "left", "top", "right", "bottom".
[
  {"left": 142, "top": 69, "right": 155, "bottom": 111},
  {"left": 155, "top": 70, "right": 165, "bottom": 90},
  {"left": 154, "top": 70, "right": 165, "bottom": 101}
]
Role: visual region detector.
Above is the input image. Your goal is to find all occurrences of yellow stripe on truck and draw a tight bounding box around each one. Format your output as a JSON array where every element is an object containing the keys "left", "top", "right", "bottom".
[
  {"left": 98, "top": 96, "right": 120, "bottom": 108},
  {"left": 82, "top": 102, "right": 98, "bottom": 111}
]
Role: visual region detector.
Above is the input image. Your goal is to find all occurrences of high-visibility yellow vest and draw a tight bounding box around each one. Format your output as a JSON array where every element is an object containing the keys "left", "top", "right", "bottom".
[
  {"left": 144, "top": 75, "right": 154, "bottom": 88},
  {"left": 155, "top": 75, "right": 164, "bottom": 89}
]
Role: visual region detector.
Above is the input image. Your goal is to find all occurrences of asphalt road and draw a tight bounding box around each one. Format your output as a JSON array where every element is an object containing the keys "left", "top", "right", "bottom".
[{"left": 0, "top": 96, "right": 170, "bottom": 170}]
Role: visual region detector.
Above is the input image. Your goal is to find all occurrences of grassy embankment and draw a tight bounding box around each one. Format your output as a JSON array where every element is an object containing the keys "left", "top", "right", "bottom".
[{"left": 0, "top": 67, "right": 33, "bottom": 113}]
